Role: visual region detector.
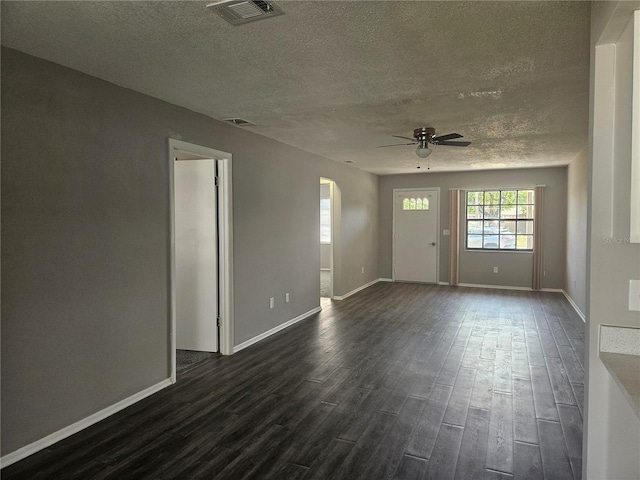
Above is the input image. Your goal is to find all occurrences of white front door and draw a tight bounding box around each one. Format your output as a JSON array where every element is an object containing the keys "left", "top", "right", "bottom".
[
  {"left": 174, "top": 158, "right": 218, "bottom": 352},
  {"left": 394, "top": 189, "right": 439, "bottom": 283}
]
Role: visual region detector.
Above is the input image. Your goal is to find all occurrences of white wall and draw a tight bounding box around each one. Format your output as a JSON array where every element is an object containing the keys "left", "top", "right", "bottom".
[{"left": 586, "top": 3, "right": 640, "bottom": 479}]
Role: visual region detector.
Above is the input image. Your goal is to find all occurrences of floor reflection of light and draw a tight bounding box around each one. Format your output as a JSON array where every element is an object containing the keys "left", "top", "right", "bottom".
[{"left": 313, "top": 296, "right": 351, "bottom": 356}]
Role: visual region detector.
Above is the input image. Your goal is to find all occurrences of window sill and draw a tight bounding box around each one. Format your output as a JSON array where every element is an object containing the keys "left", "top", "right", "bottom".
[{"left": 464, "top": 249, "right": 533, "bottom": 254}]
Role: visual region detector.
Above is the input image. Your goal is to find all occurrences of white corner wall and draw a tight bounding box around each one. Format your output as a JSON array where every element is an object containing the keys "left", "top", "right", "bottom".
[{"left": 586, "top": 3, "right": 640, "bottom": 479}]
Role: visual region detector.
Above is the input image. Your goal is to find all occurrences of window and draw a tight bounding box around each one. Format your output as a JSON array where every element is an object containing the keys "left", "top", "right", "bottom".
[
  {"left": 466, "top": 189, "right": 534, "bottom": 250},
  {"left": 320, "top": 197, "right": 331, "bottom": 244},
  {"left": 402, "top": 197, "right": 430, "bottom": 210}
]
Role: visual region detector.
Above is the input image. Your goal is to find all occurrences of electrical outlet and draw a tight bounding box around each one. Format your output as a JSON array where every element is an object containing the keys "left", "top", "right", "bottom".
[
  {"left": 361, "top": 267, "right": 365, "bottom": 274},
  {"left": 269, "top": 297, "right": 275, "bottom": 309},
  {"left": 285, "top": 293, "right": 290, "bottom": 303},
  {"left": 443, "top": 229, "right": 450, "bottom": 236},
  {"left": 493, "top": 266, "right": 499, "bottom": 274},
  {"left": 630, "top": 280, "right": 640, "bottom": 311}
]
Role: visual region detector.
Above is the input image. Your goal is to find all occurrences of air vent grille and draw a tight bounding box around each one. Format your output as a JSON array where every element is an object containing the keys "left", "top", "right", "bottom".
[
  {"left": 207, "top": 0, "right": 284, "bottom": 26},
  {"left": 223, "top": 118, "right": 256, "bottom": 127}
]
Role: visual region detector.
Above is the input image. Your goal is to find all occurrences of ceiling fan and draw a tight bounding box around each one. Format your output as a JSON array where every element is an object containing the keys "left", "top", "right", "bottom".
[{"left": 378, "top": 127, "right": 471, "bottom": 159}]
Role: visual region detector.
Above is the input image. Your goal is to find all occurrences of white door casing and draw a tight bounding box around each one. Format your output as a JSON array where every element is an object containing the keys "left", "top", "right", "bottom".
[
  {"left": 320, "top": 178, "right": 335, "bottom": 298},
  {"left": 393, "top": 188, "right": 440, "bottom": 283},
  {"left": 169, "top": 138, "right": 234, "bottom": 384},
  {"left": 174, "top": 158, "right": 218, "bottom": 352}
]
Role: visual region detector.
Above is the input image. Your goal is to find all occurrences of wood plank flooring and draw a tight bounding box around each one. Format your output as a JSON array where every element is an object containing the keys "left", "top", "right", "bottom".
[{"left": 2, "top": 283, "right": 585, "bottom": 480}]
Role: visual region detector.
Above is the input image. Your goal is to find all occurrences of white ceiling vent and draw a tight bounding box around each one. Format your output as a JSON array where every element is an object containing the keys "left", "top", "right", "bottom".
[
  {"left": 223, "top": 118, "right": 256, "bottom": 127},
  {"left": 207, "top": 0, "right": 284, "bottom": 26}
]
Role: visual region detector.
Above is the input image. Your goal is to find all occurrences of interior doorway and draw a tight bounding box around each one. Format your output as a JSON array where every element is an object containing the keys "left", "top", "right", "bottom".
[
  {"left": 320, "top": 178, "right": 334, "bottom": 298},
  {"left": 174, "top": 154, "right": 218, "bottom": 373},
  {"left": 174, "top": 156, "right": 218, "bottom": 353},
  {"left": 393, "top": 188, "right": 440, "bottom": 283},
  {"left": 169, "top": 139, "right": 234, "bottom": 382}
]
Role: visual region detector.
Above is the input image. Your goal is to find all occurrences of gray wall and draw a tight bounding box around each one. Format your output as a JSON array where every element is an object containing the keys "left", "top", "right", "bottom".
[
  {"left": 585, "top": 3, "right": 640, "bottom": 478},
  {"left": 565, "top": 149, "right": 587, "bottom": 315},
  {"left": 333, "top": 171, "right": 379, "bottom": 294},
  {"left": 378, "top": 168, "right": 567, "bottom": 289},
  {"left": 0, "top": 48, "right": 379, "bottom": 455}
]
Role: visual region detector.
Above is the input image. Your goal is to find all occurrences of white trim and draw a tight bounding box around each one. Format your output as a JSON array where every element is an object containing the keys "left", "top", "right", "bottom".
[
  {"left": 450, "top": 185, "right": 546, "bottom": 191},
  {"left": 320, "top": 177, "right": 336, "bottom": 299},
  {"left": 631, "top": 10, "right": 640, "bottom": 242},
  {"left": 379, "top": 277, "right": 393, "bottom": 282},
  {"left": 328, "top": 179, "right": 335, "bottom": 299},
  {"left": 0, "top": 379, "right": 172, "bottom": 468},
  {"left": 458, "top": 282, "right": 538, "bottom": 291},
  {"left": 562, "top": 290, "right": 586, "bottom": 322},
  {"left": 169, "top": 146, "right": 177, "bottom": 381},
  {"left": 439, "top": 281, "right": 450, "bottom": 286},
  {"left": 463, "top": 249, "right": 533, "bottom": 254},
  {"left": 333, "top": 278, "right": 382, "bottom": 300},
  {"left": 392, "top": 187, "right": 441, "bottom": 283},
  {"left": 217, "top": 158, "right": 234, "bottom": 355},
  {"left": 456, "top": 282, "right": 565, "bottom": 293},
  {"left": 169, "top": 139, "right": 234, "bottom": 380},
  {"left": 233, "top": 307, "right": 322, "bottom": 353}
]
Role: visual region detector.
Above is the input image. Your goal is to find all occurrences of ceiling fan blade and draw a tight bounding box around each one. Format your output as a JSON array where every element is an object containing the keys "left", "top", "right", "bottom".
[
  {"left": 377, "top": 142, "right": 418, "bottom": 148},
  {"left": 436, "top": 140, "right": 471, "bottom": 147},
  {"left": 432, "top": 133, "right": 463, "bottom": 142},
  {"left": 392, "top": 135, "right": 418, "bottom": 142}
]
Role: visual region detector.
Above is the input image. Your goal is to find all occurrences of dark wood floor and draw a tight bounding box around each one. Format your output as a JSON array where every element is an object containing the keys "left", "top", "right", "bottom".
[{"left": 3, "top": 283, "right": 585, "bottom": 480}]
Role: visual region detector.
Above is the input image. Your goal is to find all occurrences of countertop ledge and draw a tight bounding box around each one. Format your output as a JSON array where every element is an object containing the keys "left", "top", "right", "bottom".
[{"left": 599, "top": 351, "right": 640, "bottom": 419}]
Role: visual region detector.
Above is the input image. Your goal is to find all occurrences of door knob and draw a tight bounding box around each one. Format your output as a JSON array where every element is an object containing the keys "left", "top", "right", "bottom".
[{"left": 430, "top": 242, "right": 436, "bottom": 246}]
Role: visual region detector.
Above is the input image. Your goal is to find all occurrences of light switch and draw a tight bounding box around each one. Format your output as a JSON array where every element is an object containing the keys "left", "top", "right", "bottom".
[
  {"left": 443, "top": 229, "right": 450, "bottom": 236},
  {"left": 629, "top": 280, "right": 640, "bottom": 311}
]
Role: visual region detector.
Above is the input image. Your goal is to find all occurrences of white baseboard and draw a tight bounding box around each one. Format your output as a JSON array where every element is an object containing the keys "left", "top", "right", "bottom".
[
  {"left": 562, "top": 290, "right": 586, "bottom": 322},
  {"left": 333, "top": 278, "right": 384, "bottom": 300},
  {"left": 0, "top": 378, "right": 172, "bottom": 469},
  {"left": 458, "top": 282, "right": 533, "bottom": 291},
  {"left": 438, "top": 281, "right": 450, "bottom": 286},
  {"left": 233, "top": 307, "right": 322, "bottom": 353},
  {"left": 457, "top": 283, "right": 567, "bottom": 294},
  {"left": 378, "top": 277, "right": 393, "bottom": 282}
]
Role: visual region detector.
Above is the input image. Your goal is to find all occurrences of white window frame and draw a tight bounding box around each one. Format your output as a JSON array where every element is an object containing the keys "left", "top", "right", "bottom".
[{"left": 465, "top": 189, "right": 535, "bottom": 252}]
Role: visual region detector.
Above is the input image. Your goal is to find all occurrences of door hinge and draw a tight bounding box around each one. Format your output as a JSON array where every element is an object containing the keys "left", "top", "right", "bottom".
[
  {"left": 214, "top": 176, "right": 220, "bottom": 186},
  {"left": 217, "top": 316, "right": 221, "bottom": 328}
]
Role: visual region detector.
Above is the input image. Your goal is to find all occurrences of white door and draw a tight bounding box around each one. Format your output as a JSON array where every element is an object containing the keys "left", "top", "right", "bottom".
[
  {"left": 174, "top": 158, "right": 218, "bottom": 352},
  {"left": 394, "top": 189, "right": 439, "bottom": 283}
]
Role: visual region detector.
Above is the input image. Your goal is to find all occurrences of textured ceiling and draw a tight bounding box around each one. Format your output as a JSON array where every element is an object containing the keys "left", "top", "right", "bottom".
[{"left": 1, "top": 1, "right": 591, "bottom": 175}]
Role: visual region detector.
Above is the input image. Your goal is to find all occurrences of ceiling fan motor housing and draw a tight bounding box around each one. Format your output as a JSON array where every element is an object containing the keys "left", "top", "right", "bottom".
[{"left": 414, "top": 127, "right": 436, "bottom": 142}]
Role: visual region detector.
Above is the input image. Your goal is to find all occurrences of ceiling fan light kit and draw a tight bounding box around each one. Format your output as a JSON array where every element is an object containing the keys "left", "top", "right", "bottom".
[{"left": 416, "top": 146, "right": 432, "bottom": 158}]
